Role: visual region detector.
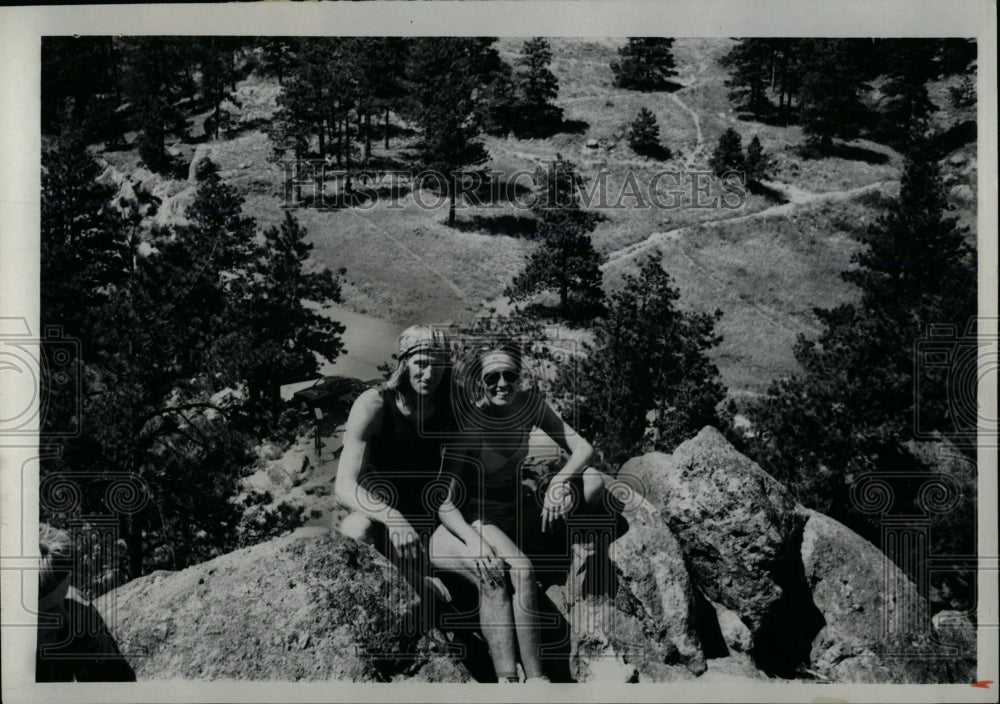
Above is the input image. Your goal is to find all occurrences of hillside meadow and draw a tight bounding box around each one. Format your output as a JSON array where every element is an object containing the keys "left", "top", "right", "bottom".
[{"left": 97, "top": 37, "right": 977, "bottom": 397}]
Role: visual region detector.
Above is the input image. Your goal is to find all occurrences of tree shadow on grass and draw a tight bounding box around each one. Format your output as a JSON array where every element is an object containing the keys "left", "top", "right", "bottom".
[
  {"left": 450, "top": 214, "right": 538, "bottom": 238},
  {"left": 933, "top": 120, "right": 976, "bottom": 157},
  {"left": 747, "top": 180, "right": 789, "bottom": 205},
  {"left": 796, "top": 141, "right": 891, "bottom": 164},
  {"left": 622, "top": 79, "right": 686, "bottom": 94},
  {"left": 736, "top": 109, "right": 799, "bottom": 127}
]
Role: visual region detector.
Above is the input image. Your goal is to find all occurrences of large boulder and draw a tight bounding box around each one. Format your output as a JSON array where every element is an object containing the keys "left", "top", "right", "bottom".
[
  {"left": 618, "top": 428, "right": 807, "bottom": 654},
  {"left": 800, "top": 508, "right": 954, "bottom": 683},
  {"left": 100, "top": 528, "right": 469, "bottom": 681},
  {"left": 545, "top": 495, "right": 708, "bottom": 682},
  {"left": 931, "top": 610, "right": 977, "bottom": 684}
]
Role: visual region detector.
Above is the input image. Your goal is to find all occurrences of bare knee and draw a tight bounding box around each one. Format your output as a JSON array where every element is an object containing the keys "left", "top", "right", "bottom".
[
  {"left": 339, "top": 512, "right": 377, "bottom": 544},
  {"left": 506, "top": 557, "right": 536, "bottom": 589}
]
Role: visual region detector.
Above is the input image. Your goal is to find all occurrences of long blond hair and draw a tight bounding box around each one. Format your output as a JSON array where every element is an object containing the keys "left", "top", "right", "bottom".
[{"left": 385, "top": 324, "right": 452, "bottom": 395}]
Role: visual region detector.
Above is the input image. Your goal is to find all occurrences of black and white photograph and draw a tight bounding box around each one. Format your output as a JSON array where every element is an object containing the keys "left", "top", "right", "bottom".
[{"left": 1, "top": 2, "right": 996, "bottom": 702}]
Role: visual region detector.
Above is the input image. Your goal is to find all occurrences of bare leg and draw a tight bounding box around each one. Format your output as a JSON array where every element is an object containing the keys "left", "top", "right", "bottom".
[
  {"left": 479, "top": 524, "right": 545, "bottom": 680},
  {"left": 429, "top": 524, "right": 518, "bottom": 681},
  {"left": 339, "top": 511, "right": 380, "bottom": 544},
  {"left": 341, "top": 512, "right": 450, "bottom": 611}
]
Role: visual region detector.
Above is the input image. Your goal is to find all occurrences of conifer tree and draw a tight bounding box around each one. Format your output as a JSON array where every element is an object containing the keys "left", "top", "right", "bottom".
[
  {"left": 555, "top": 254, "right": 725, "bottom": 466},
  {"left": 744, "top": 139, "right": 976, "bottom": 606},
  {"left": 721, "top": 39, "right": 776, "bottom": 117},
  {"left": 505, "top": 157, "right": 604, "bottom": 321},
  {"left": 611, "top": 38, "right": 678, "bottom": 91},
  {"left": 797, "top": 39, "right": 867, "bottom": 153},
  {"left": 513, "top": 37, "right": 563, "bottom": 135},
  {"left": 628, "top": 107, "right": 670, "bottom": 159},
  {"left": 117, "top": 37, "right": 193, "bottom": 173},
  {"left": 197, "top": 38, "right": 243, "bottom": 140},
  {"left": 880, "top": 39, "right": 938, "bottom": 152},
  {"left": 709, "top": 127, "right": 745, "bottom": 177},
  {"left": 744, "top": 135, "right": 771, "bottom": 184},
  {"left": 404, "top": 38, "right": 493, "bottom": 226},
  {"left": 39, "top": 142, "right": 345, "bottom": 583}
]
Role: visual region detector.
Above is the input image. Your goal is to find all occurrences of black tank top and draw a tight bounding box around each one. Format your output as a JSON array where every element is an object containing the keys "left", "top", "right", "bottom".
[{"left": 364, "top": 387, "right": 455, "bottom": 521}]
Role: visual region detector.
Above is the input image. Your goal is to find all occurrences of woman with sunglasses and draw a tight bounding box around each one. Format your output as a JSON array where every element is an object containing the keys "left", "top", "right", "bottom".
[{"left": 429, "top": 341, "right": 606, "bottom": 682}]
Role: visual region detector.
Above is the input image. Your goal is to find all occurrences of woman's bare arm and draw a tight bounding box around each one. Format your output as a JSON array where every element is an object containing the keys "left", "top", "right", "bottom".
[
  {"left": 537, "top": 400, "right": 594, "bottom": 479},
  {"left": 536, "top": 400, "right": 595, "bottom": 531}
]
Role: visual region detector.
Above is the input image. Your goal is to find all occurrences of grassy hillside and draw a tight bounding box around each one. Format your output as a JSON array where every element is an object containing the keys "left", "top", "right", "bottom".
[{"left": 98, "top": 38, "right": 977, "bottom": 397}]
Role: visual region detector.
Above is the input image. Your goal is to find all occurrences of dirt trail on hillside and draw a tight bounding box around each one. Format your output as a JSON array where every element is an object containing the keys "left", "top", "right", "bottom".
[{"left": 602, "top": 180, "right": 893, "bottom": 269}]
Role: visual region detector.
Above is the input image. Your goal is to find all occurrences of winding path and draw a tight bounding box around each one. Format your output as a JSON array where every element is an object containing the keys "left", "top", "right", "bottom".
[{"left": 602, "top": 180, "right": 893, "bottom": 269}]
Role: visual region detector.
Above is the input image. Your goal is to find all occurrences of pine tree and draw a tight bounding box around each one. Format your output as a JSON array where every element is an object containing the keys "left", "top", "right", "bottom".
[
  {"left": 513, "top": 37, "right": 563, "bottom": 136},
  {"left": 721, "top": 39, "right": 776, "bottom": 117},
  {"left": 797, "top": 39, "right": 867, "bottom": 153},
  {"left": 505, "top": 157, "right": 604, "bottom": 321},
  {"left": 258, "top": 38, "right": 296, "bottom": 85},
  {"left": 744, "top": 139, "right": 976, "bottom": 607},
  {"left": 40, "top": 142, "right": 346, "bottom": 583},
  {"left": 744, "top": 135, "right": 771, "bottom": 184},
  {"left": 879, "top": 39, "right": 938, "bottom": 152},
  {"left": 404, "top": 38, "right": 492, "bottom": 226},
  {"left": 117, "top": 37, "right": 192, "bottom": 173},
  {"left": 41, "top": 36, "right": 119, "bottom": 140},
  {"left": 628, "top": 107, "right": 670, "bottom": 159},
  {"left": 611, "top": 38, "right": 678, "bottom": 91},
  {"left": 197, "top": 38, "right": 242, "bottom": 140},
  {"left": 555, "top": 254, "right": 725, "bottom": 467},
  {"left": 351, "top": 38, "right": 409, "bottom": 158},
  {"left": 709, "top": 127, "right": 745, "bottom": 177}
]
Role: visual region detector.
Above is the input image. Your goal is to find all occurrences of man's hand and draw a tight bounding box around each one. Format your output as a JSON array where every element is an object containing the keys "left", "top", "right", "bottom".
[
  {"left": 541, "top": 477, "right": 573, "bottom": 533},
  {"left": 473, "top": 539, "right": 507, "bottom": 588}
]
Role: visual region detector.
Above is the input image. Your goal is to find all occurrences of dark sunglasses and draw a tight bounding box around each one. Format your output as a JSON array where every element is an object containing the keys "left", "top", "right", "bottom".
[{"left": 482, "top": 370, "right": 520, "bottom": 386}]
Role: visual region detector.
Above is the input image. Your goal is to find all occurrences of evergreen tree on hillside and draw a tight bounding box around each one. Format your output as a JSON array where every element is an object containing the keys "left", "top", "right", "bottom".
[
  {"left": 505, "top": 157, "right": 604, "bottom": 321},
  {"left": 709, "top": 127, "right": 745, "bottom": 177},
  {"left": 39, "top": 141, "right": 345, "bottom": 585},
  {"left": 351, "top": 38, "right": 410, "bottom": 155},
  {"left": 118, "top": 37, "right": 193, "bottom": 172},
  {"left": 41, "top": 37, "right": 119, "bottom": 140},
  {"left": 518, "top": 37, "right": 559, "bottom": 109},
  {"left": 258, "top": 38, "right": 296, "bottom": 85},
  {"left": 744, "top": 135, "right": 771, "bottom": 184},
  {"left": 555, "top": 254, "right": 725, "bottom": 467},
  {"left": 721, "top": 39, "right": 776, "bottom": 117},
  {"left": 879, "top": 39, "right": 938, "bottom": 152},
  {"left": 197, "top": 38, "right": 242, "bottom": 140},
  {"left": 797, "top": 39, "right": 867, "bottom": 153},
  {"left": 272, "top": 39, "right": 345, "bottom": 162},
  {"left": 404, "top": 38, "right": 493, "bottom": 226},
  {"left": 513, "top": 37, "right": 563, "bottom": 135},
  {"left": 611, "top": 38, "right": 678, "bottom": 91},
  {"left": 744, "top": 139, "right": 976, "bottom": 607},
  {"left": 628, "top": 107, "right": 670, "bottom": 159}
]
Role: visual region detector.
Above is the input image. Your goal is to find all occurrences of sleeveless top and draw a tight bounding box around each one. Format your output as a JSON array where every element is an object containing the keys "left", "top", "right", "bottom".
[
  {"left": 362, "top": 386, "right": 455, "bottom": 522},
  {"left": 460, "top": 388, "right": 545, "bottom": 533}
]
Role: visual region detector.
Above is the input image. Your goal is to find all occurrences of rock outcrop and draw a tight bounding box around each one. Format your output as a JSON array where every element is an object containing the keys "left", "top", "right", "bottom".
[
  {"left": 800, "top": 508, "right": 957, "bottom": 683},
  {"left": 618, "top": 427, "right": 818, "bottom": 673},
  {"left": 546, "top": 494, "right": 706, "bottom": 682},
  {"left": 101, "top": 426, "right": 974, "bottom": 684},
  {"left": 103, "top": 528, "right": 469, "bottom": 681}
]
